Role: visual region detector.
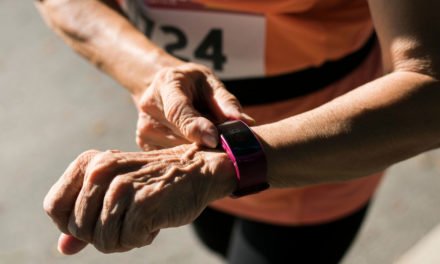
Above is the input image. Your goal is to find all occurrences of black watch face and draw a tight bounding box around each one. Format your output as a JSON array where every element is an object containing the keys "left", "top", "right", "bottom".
[{"left": 222, "top": 122, "right": 261, "bottom": 156}]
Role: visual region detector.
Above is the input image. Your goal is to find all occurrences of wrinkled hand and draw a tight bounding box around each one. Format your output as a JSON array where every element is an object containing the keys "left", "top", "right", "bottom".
[
  {"left": 43, "top": 145, "right": 235, "bottom": 254},
  {"left": 134, "top": 62, "right": 254, "bottom": 150}
]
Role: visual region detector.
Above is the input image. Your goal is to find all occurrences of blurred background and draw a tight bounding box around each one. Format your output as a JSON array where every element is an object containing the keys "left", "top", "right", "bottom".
[{"left": 2, "top": 1, "right": 440, "bottom": 263}]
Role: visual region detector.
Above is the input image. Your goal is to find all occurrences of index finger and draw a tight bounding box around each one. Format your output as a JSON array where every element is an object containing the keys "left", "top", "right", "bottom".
[
  {"left": 160, "top": 79, "right": 219, "bottom": 148},
  {"left": 43, "top": 150, "right": 99, "bottom": 234}
]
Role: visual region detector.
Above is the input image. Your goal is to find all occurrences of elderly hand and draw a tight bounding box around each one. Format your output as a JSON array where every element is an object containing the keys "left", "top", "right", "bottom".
[
  {"left": 43, "top": 144, "right": 235, "bottom": 254},
  {"left": 133, "top": 62, "right": 254, "bottom": 151}
]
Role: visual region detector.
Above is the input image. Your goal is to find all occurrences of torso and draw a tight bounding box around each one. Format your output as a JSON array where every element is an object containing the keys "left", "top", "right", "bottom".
[
  {"left": 117, "top": 0, "right": 383, "bottom": 225},
  {"left": 117, "top": 0, "right": 373, "bottom": 80}
]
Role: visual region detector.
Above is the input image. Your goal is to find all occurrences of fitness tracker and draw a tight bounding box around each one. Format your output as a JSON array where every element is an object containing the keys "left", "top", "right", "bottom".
[{"left": 217, "top": 120, "right": 269, "bottom": 198}]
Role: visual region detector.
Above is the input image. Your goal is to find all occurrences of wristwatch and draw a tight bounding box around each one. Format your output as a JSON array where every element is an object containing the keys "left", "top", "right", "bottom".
[{"left": 217, "top": 120, "right": 269, "bottom": 198}]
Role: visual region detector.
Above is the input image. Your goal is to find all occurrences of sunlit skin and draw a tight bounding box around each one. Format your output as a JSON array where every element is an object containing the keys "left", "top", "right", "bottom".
[
  {"left": 44, "top": 146, "right": 235, "bottom": 253},
  {"left": 38, "top": 0, "right": 440, "bottom": 254}
]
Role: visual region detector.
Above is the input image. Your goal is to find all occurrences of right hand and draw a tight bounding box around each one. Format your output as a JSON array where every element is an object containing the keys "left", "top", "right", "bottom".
[
  {"left": 133, "top": 62, "right": 254, "bottom": 151},
  {"left": 44, "top": 145, "right": 235, "bottom": 254}
]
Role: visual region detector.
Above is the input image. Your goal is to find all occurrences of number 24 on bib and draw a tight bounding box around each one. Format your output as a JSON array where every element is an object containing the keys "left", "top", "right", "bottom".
[{"left": 141, "top": 8, "right": 266, "bottom": 80}]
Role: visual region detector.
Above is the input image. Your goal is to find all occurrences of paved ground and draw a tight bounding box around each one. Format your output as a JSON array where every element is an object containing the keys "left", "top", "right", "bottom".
[{"left": 2, "top": 1, "right": 440, "bottom": 263}]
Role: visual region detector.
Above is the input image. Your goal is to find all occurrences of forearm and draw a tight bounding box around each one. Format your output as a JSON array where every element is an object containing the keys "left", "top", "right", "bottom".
[
  {"left": 36, "top": 0, "right": 183, "bottom": 98},
  {"left": 253, "top": 0, "right": 440, "bottom": 189},
  {"left": 254, "top": 71, "right": 440, "bottom": 188}
]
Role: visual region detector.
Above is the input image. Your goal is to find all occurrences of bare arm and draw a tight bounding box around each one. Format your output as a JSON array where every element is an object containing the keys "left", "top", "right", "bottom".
[
  {"left": 38, "top": 0, "right": 440, "bottom": 188},
  {"left": 36, "top": 0, "right": 183, "bottom": 99},
  {"left": 42, "top": 0, "right": 440, "bottom": 255},
  {"left": 253, "top": 0, "right": 440, "bottom": 187},
  {"left": 36, "top": 0, "right": 252, "bottom": 149}
]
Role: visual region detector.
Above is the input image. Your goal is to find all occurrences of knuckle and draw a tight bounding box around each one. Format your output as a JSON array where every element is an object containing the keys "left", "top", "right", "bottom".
[
  {"left": 85, "top": 151, "right": 119, "bottom": 184},
  {"left": 189, "top": 62, "right": 210, "bottom": 73},
  {"left": 163, "top": 68, "right": 182, "bottom": 81},
  {"left": 78, "top": 149, "right": 100, "bottom": 159},
  {"left": 77, "top": 149, "right": 100, "bottom": 164},
  {"left": 74, "top": 149, "right": 100, "bottom": 171},
  {"left": 176, "top": 63, "right": 208, "bottom": 82},
  {"left": 156, "top": 67, "right": 181, "bottom": 83},
  {"left": 109, "top": 177, "right": 131, "bottom": 195},
  {"left": 154, "top": 68, "right": 168, "bottom": 79},
  {"left": 43, "top": 195, "right": 57, "bottom": 218},
  {"left": 102, "top": 177, "right": 133, "bottom": 213},
  {"left": 91, "top": 151, "right": 114, "bottom": 164},
  {"left": 156, "top": 67, "right": 171, "bottom": 77},
  {"left": 43, "top": 193, "right": 66, "bottom": 226}
]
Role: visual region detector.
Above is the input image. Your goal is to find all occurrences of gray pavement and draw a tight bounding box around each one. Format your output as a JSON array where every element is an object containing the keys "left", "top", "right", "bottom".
[{"left": 1, "top": 1, "right": 440, "bottom": 263}]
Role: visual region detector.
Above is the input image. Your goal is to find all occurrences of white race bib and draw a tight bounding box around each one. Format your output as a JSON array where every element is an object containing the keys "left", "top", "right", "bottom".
[{"left": 126, "top": 0, "right": 266, "bottom": 79}]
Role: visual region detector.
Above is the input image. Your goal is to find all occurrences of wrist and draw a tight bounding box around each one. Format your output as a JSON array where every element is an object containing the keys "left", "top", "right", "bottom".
[
  {"left": 217, "top": 121, "right": 269, "bottom": 197},
  {"left": 251, "top": 124, "right": 280, "bottom": 187},
  {"left": 202, "top": 150, "right": 237, "bottom": 201}
]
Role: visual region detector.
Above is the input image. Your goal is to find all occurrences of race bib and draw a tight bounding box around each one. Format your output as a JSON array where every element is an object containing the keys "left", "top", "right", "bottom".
[{"left": 125, "top": 0, "right": 266, "bottom": 79}]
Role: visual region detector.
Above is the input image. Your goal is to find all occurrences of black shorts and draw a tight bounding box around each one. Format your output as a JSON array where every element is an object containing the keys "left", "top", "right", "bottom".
[{"left": 192, "top": 203, "right": 369, "bottom": 264}]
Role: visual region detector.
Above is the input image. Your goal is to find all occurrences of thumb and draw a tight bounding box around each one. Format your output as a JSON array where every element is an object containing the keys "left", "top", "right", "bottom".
[
  {"left": 213, "top": 88, "right": 255, "bottom": 125},
  {"left": 161, "top": 86, "right": 219, "bottom": 148},
  {"left": 57, "top": 233, "right": 88, "bottom": 255}
]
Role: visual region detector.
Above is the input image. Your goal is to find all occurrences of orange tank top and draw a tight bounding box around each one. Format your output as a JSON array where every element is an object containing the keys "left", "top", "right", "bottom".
[
  {"left": 210, "top": 41, "right": 384, "bottom": 225},
  {"left": 117, "top": 0, "right": 373, "bottom": 79},
  {"left": 117, "top": 0, "right": 384, "bottom": 225}
]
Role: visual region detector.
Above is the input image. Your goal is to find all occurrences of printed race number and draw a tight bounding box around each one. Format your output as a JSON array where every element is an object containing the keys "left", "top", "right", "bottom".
[
  {"left": 157, "top": 26, "right": 227, "bottom": 71},
  {"left": 193, "top": 29, "right": 227, "bottom": 71},
  {"left": 135, "top": 6, "right": 265, "bottom": 79}
]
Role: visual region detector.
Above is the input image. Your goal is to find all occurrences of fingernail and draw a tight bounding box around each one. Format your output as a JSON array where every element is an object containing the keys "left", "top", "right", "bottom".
[{"left": 202, "top": 133, "right": 218, "bottom": 148}]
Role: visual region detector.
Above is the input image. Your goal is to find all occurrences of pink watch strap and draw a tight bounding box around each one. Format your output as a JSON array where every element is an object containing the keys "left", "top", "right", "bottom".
[{"left": 217, "top": 120, "right": 269, "bottom": 198}]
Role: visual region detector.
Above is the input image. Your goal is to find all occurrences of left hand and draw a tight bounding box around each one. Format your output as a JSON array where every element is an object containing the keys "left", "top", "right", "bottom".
[
  {"left": 132, "top": 63, "right": 254, "bottom": 151},
  {"left": 43, "top": 144, "right": 235, "bottom": 254}
]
